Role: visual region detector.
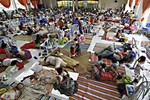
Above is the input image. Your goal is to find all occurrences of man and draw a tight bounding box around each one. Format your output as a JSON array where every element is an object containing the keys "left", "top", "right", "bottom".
[{"left": 41, "top": 56, "right": 76, "bottom": 72}]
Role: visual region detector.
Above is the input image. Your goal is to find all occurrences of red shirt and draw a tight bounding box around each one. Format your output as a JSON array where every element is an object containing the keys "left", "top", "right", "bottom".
[{"left": 70, "top": 49, "right": 75, "bottom": 55}]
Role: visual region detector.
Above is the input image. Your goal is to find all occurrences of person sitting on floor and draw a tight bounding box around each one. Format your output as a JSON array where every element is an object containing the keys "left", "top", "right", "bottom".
[
  {"left": 26, "top": 26, "right": 35, "bottom": 35},
  {"left": 75, "top": 43, "right": 81, "bottom": 56},
  {"left": 2, "top": 58, "right": 20, "bottom": 67},
  {"left": 115, "top": 29, "right": 127, "bottom": 42},
  {"left": 35, "top": 34, "right": 42, "bottom": 48},
  {"left": 70, "top": 45, "right": 75, "bottom": 58},
  {"left": 133, "top": 56, "right": 146, "bottom": 69},
  {"left": 41, "top": 56, "right": 76, "bottom": 72},
  {"left": 78, "top": 33, "right": 85, "bottom": 44},
  {"left": 55, "top": 67, "right": 70, "bottom": 83},
  {"left": 18, "top": 23, "right": 26, "bottom": 31}
]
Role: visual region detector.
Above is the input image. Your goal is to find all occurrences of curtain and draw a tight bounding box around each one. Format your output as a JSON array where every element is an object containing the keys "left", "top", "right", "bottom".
[
  {"left": 31, "top": 0, "right": 40, "bottom": 8},
  {"left": 142, "top": 0, "right": 150, "bottom": 14},
  {"left": 141, "top": 17, "right": 144, "bottom": 22},
  {"left": 129, "top": 0, "right": 133, "bottom": 8},
  {"left": 18, "top": 0, "right": 28, "bottom": 7},
  {"left": 0, "top": 0, "right": 11, "bottom": 8},
  {"left": 135, "top": 0, "right": 140, "bottom": 5}
]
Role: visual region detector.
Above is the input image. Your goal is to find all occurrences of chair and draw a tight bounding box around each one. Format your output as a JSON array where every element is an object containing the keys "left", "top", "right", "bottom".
[
  {"left": 140, "top": 22, "right": 150, "bottom": 35},
  {"left": 129, "top": 75, "right": 150, "bottom": 100}
]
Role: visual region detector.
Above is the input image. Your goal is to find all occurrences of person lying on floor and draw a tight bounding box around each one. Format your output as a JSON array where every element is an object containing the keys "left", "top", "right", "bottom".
[
  {"left": 115, "top": 29, "right": 127, "bottom": 42},
  {"left": 1, "top": 70, "right": 58, "bottom": 100},
  {"left": 75, "top": 43, "right": 81, "bottom": 56},
  {"left": 91, "top": 62, "right": 118, "bottom": 81},
  {"left": 20, "top": 34, "right": 43, "bottom": 50},
  {"left": 95, "top": 43, "right": 135, "bottom": 63},
  {"left": 40, "top": 56, "right": 77, "bottom": 72}
]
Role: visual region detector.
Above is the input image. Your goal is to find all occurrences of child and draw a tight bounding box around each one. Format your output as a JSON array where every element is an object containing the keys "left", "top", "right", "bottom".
[
  {"left": 70, "top": 45, "right": 75, "bottom": 58},
  {"left": 75, "top": 43, "right": 81, "bottom": 56}
]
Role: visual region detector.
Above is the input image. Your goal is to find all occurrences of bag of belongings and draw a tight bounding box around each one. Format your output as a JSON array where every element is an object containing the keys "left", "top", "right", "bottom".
[
  {"left": 18, "top": 50, "right": 32, "bottom": 60},
  {"left": 54, "top": 77, "right": 78, "bottom": 96}
]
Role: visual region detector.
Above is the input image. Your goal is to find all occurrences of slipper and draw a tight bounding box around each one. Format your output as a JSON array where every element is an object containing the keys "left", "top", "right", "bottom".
[{"left": 34, "top": 56, "right": 38, "bottom": 59}]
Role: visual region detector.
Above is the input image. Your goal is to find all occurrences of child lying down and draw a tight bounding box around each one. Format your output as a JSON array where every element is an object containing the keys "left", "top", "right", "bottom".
[{"left": 0, "top": 68, "right": 71, "bottom": 100}]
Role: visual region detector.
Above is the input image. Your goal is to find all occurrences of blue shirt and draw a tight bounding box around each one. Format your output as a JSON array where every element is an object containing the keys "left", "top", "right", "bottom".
[{"left": 95, "top": 60, "right": 102, "bottom": 66}]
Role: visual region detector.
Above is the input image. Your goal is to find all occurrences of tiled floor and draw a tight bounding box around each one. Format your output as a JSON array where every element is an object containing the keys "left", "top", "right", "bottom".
[{"left": 6, "top": 28, "right": 150, "bottom": 86}]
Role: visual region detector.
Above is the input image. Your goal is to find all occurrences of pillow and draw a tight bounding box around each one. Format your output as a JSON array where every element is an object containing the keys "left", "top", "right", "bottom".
[{"left": 31, "top": 65, "right": 43, "bottom": 73}]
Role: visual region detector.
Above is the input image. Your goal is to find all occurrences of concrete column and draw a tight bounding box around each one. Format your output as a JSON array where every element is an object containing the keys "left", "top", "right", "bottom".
[
  {"left": 12, "top": 0, "right": 18, "bottom": 10},
  {"left": 42, "top": 0, "right": 57, "bottom": 9},
  {"left": 98, "top": 0, "right": 101, "bottom": 9},
  {"left": 73, "top": 0, "right": 75, "bottom": 12},
  {"left": 50, "top": 0, "right": 52, "bottom": 8},
  {"left": 75, "top": 0, "right": 78, "bottom": 10}
]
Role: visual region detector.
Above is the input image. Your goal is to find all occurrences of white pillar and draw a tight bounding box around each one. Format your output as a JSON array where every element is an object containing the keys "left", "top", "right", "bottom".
[
  {"left": 40, "top": 0, "right": 42, "bottom": 4},
  {"left": 98, "top": 0, "right": 101, "bottom": 9},
  {"left": 73, "top": 0, "right": 75, "bottom": 12},
  {"left": 12, "top": 0, "right": 18, "bottom": 10},
  {"left": 75, "top": 0, "right": 78, "bottom": 10},
  {"left": 50, "top": 0, "right": 52, "bottom": 9}
]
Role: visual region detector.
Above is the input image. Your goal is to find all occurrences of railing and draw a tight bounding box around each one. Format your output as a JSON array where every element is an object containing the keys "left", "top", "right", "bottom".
[{"left": 129, "top": 75, "right": 150, "bottom": 100}]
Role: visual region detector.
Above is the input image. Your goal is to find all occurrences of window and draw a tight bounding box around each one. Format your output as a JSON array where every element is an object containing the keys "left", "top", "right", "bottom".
[{"left": 57, "top": 1, "right": 72, "bottom": 7}]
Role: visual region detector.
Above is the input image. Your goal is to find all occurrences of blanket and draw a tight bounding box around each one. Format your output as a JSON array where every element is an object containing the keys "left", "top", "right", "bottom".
[
  {"left": 70, "top": 76, "right": 121, "bottom": 100},
  {"left": 57, "top": 48, "right": 90, "bottom": 73},
  {"left": 18, "top": 69, "right": 57, "bottom": 100},
  {"left": 51, "top": 51, "right": 80, "bottom": 67},
  {"left": 20, "top": 41, "right": 36, "bottom": 50},
  {"left": 90, "top": 53, "right": 126, "bottom": 74}
]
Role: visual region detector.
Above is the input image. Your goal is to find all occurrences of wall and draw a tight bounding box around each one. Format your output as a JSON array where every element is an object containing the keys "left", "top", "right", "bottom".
[
  {"left": 147, "top": 13, "right": 150, "bottom": 22},
  {"left": 100, "top": 0, "right": 127, "bottom": 10},
  {"left": 42, "top": 0, "right": 57, "bottom": 8},
  {"left": 133, "top": 0, "right": 150, "bottom": 23}
]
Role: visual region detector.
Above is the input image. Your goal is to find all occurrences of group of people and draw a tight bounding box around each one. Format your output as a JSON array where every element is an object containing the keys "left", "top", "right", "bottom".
[
  {"left": 0, "top": 2, "right": 149, "bottom": 99},
  {"left": 1, "top": 67, "right": 71, "bottom": 99}
]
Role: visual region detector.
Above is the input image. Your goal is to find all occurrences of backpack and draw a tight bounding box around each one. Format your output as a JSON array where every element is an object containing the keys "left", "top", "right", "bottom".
[{"left": 54, "top": 78, "right": 78, "bottom": 96}]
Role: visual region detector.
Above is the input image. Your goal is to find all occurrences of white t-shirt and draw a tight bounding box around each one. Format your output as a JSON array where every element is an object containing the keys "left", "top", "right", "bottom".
[
  {"left": 46, "top": 56, "right": 67, "bottom": 68},
  {"left": 3, "top": 58, "right": 18, "bottom": 66}
]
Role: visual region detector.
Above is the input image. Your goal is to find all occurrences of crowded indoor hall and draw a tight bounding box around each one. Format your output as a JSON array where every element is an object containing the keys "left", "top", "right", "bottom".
[{"left": 0, "top": 0, "right": 150, "bottom": 100}]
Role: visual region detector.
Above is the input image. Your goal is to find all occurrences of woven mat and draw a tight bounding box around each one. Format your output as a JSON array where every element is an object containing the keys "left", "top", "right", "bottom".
[
  {"left": 70, "top": 76, "right": 121, "bottom": 100},
  {"left": 14, "top": 35, "right": 32, "bottom": 41},
  {"left": 60, "top": 48, "right": 90, "bottom": 73},
  {"left": 41, "top": 48, "right": 90, "bottom": 73}
]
